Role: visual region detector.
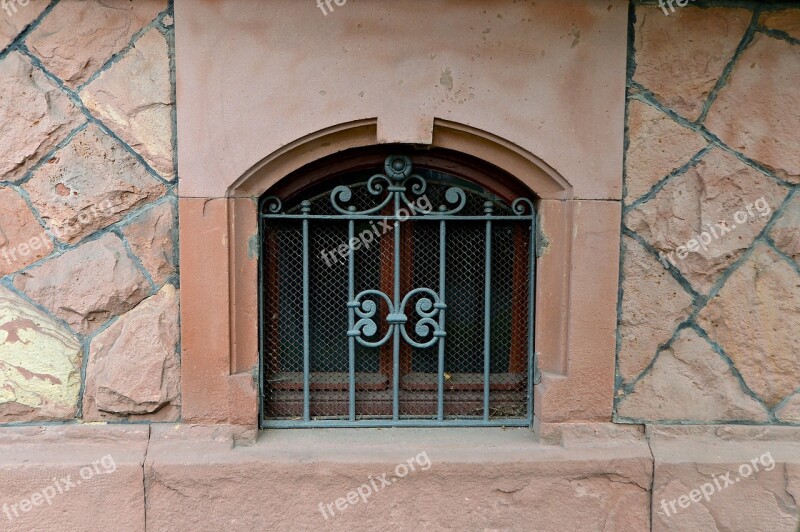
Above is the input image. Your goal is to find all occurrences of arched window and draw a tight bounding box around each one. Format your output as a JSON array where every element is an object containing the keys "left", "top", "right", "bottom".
[{"left": 259, "top": 151, "right": 538, "bottom": 427}]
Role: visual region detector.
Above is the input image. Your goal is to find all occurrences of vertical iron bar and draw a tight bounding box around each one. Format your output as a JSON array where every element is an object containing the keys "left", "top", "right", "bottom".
[
  {"left": 483, "top": 201, "right": 493, "bottom": 421},
  {"left": 258, "top": 210, "right": 265, "bottom": 427},
  {"left": 301, "top": 200, "right": 311, "bottom": 422},
  {"left": 527, "top": 214, "right": 536, "bottom": 424},
  {"left": 437, "top": 218, "right": 446, "bottom": 421},
  {"left": 348, "top": 218, "right": 356, "bottom": 421},
  {"left": 393, "top": 195, "right": 401, "bottom": 421}
]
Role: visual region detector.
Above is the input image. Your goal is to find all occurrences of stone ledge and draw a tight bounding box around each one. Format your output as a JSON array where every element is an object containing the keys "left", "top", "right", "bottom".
[
  {"left": 649, "top": 425, "right": 800, "bottom": 531},
  {"left": 2, "top": 423, "right": 797, "bottom": 530},
  {"left": 0, "top": 425, "right": 149, "bottom": 531},
  {"left": 144, "top": 424, "right": 652, "bottom": 530}
]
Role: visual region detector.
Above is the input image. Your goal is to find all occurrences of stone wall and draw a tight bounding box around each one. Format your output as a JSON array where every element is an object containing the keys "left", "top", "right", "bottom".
[
  {"left": 616, "top": 3, "right": 800, "bottom": 424},
  {"left": 0, "top": 0, "right": 178, "bottom": 423},
  {"left": 0, "top": 0, "right": 799, "bottom": 429}
]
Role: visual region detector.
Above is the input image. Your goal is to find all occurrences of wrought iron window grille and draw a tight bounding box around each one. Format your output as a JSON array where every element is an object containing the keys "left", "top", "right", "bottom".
[{"left": 260, "top": 155, "right": 540, "bottom": 427}]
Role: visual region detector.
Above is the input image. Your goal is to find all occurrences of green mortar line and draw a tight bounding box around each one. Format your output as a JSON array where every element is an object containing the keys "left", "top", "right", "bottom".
[
  {"left": 695, "top": 6, "right": 761, "bottom": 125},
  {"left": 0, "top": 0, "right": 58, "bottom": 60},
  {"left": 614, "top": 0, "right": 639, "bottom": 418},
  {"left": 690, "top": 322, "right": 775, "bottom": 421},
  {"left": 75, "top": 5, "right": 173, "bottom": 93},
  {"left": 15, "top": 44, "right": 175, "bottom": 189},
  {"left": 618, "top": 1, "right": 800, "bottom": 426},
  {"left": 2, "top": 121, "right": 89, "bottom": 189},
  {"left": 0, "top": 277, "right": 81, "bottom": 341},
  {"left": 764, "top": 234, "right": 800, "bottom": 279},
  {"left": 622, "top": 144, "right": 714, "bottom": 214},
  {"left": 757, "top": 26, "right": 800, "bottom": 46},
  {"left": 628, "top": 81, "right": 797, "bottom": 189},
  {"left": 164, "top": 0, "right": 179, "bottom": 198},
  {"left": 112, "top": 228, "right": 159, "bottom": 296}
]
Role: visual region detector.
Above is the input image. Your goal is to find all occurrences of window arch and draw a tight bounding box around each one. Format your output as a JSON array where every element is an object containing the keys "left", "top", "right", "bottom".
[{"left": 259, "top": 150, "right": 539, "bottom": 427}]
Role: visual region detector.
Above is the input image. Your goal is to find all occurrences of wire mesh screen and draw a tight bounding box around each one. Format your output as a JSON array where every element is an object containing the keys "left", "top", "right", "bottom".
[{"left": 261, "top": 155, "right": 536, "bottom": 427}]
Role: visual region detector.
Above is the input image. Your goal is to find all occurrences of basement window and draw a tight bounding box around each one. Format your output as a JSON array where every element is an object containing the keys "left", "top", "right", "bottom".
[{"left": 259, "top": 153, "right": 538, "bottom": 427}]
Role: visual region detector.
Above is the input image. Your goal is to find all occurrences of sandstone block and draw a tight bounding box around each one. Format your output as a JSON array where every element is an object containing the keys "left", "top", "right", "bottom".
[
  {"left": 145, "top": 425, "right": 652, "bottom": 531},
  {"left": 760, "top": 9, "right": 800, "bottom": 41},
  {"left": 617, "top": 328, "right": 768, "bottom": 422},
  {"left": 0, "top": 187, "right": 53, "bottom": 276},
  {"left": 0, "top": 51, "right": 82, "bottom": 182},
  {"left": 625, "top": 99, "right": 707, "bottom": 203},
  {"left": 697, "top": 244, "right": 800, "bottom": 408},
  {"left": 633, "top": 6, "right": 751, "bottom": 121},
  {"left": 23, "top": 124, "right": 166, "bottom": 245},
  {"left": 626, "top": 147, "right": 788, "bottom": 294},
  {"left": 776, "top": 393, "right": 800, "bottom": 424},
  {"left": 705, "top": 33, "right": 800, "bottom": 183},
  {"left": 120, "top": 198, "right": 176, "bottom": 286},
  {"left": 0, "top": 425, "right": 147, "bottom": 531},
  {"left": 0, "top": 0, "right": 48, "bottom": 51},
  {"left": 650, "top": 425, "right": 800, "bottom": 531},
  {"left": 82, "top": 28, "right": 174, "bottom": 180},
  {"left": 0, "top": 285, "right": 81, "bottom": 422},
  {"left": 617, "top": 236, "right": 693, "bottom": 382},
  {"left": 13, "top": 232, "right": 151, "bottom": 335},
  {"left": 83, "top": 284, "right": 180, "bottom": 420},
  {"left": 771, "top": 193, "right": 800, "bottom": 266},
  {"left": 26, "top": 0, "right": 166, "bottom": 88}
]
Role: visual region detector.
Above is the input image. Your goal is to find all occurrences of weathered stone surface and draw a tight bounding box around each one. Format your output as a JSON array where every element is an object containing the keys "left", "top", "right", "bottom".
[
  {"left": 705, "top": 34, "right": 800, "bottom": 183},
  {"left": 617, "top": 328, "right": 768, "bottom": 422},
  {"left": 0, "top": 0, "right": 48, "bottom": 51},
  {"left": 0, "top": 187, "right": 53, "bottom": 276},
  {"left": 84, "top": 284, "right": 180, "bottom": 420},
  {"left": 697, "top": 244, "right": 800, "bottom": 408},
  {"left": 0, "top": 425, "right": 148, "bottom": 531},
  {"left": 0, "top": 51, "right": 82, "bottom": 182},
  {"left": 121, "top": 199, "right": 176, "bottom": 285},
  {"left": 650, "top": 425, "right": 800, "bottom": 531},
  {"left": 627, "top": 148, "right": 788, "bottom": 294},
  {"left": 0, "top": 285, "right": 81, "bottom": 422},
  {"left": 760, "top": 9, "right": 800, "bottom": 40},
  {"left": 633, "top": 6, "right": 751, "bottom": 121},
  {"left": 777, "top": 393, "right": 800, "bottom": 424},
  {"left": 82, "top": 28, "right": 174, "bottom": 180},
  {"left": 13, "top": 232, "right": 151, "bottom": 335},
  {"left": 625, "top": 100, "right": 707, "bottom": 203},
  {"left": 771, "top": 193, "right": 800, "bottom": 266},
  {"left": 23, "top": 124, "right": 166, "bottom": 244},
  {"left": 26, "top": 0, "right": 165, "bottom": 88},
  {"left": 145, "top": 425, "right": 652, "bottom": 531},
  {"left": 618, "top": 236, "right": 693, "bottom": 382}
]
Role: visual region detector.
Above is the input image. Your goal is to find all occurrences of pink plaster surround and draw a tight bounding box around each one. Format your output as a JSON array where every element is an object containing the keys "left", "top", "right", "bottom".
[{"left": 175, "top": 0, "right": 628, "bottom": 426}]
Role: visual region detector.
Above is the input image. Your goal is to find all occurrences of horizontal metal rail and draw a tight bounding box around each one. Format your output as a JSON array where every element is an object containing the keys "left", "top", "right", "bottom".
[{"left": 259, "top": 155, "right": 537, "bottom": 428}]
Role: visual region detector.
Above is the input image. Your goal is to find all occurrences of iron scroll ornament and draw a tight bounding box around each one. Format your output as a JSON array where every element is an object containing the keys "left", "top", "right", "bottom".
[{"left": 262, "top": 155, "right": 537, "bottom": 349}]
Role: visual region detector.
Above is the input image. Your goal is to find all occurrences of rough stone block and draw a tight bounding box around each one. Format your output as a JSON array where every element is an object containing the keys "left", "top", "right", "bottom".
[
  {"left": 0, "top": 425, "right": 148, "bottom": 531},
  {"left": 83, "top": 284, "right": 180, "bottom": 421},
  {"left": 0, "top": 286, "right": 81, "bottom": 422},
  {"left": 13, "top": 232, "right": 152, "bottom": 335},
  {"left": 650, "top": 425, "right": 800, "bottom": 531}
]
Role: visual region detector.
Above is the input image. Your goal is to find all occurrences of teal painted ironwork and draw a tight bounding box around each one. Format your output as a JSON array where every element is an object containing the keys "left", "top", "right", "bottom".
[{"left": 260, "top": 155, "right": 538, "bottom": 427}]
